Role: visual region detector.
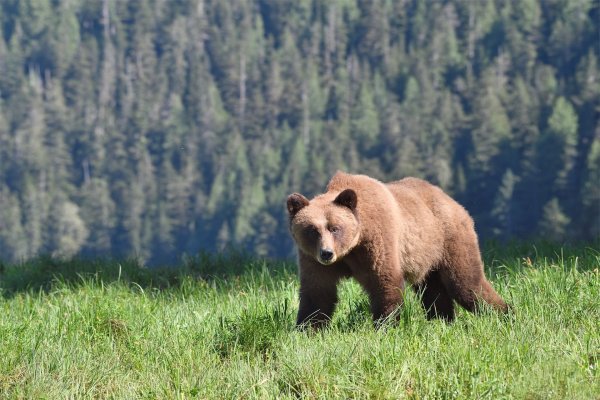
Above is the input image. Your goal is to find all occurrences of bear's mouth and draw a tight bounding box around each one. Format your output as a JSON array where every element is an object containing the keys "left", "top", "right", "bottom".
[{"left": 317, "top": 256, "right": 336, "bottom": 266}]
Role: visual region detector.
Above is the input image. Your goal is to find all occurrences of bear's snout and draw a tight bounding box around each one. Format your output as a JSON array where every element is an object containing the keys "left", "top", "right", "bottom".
[{"left": 319, "top": 248, "right": 334, "bottom": 263}]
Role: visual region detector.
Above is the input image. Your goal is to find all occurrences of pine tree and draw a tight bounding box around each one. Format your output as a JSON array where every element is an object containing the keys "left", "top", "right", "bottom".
[
  {"left": 350, "top": 80, "right": 379, "bottom": 150},
  {"left": 21, "top": 180, "right": 45, "bottom": 258},
  {"left": 0, "top": 29, "right": 24, "bottom": 99},
  {"left": 465, "top": 67, "right": 511, "bottom": 222},
  {"left": 581, "top": 134, "right": 600, "bottom": 239},
  {"left": 539, "top": 96, "right": 579, "bottom": 200},
  {"left": 491, "top": 169, "right": 518, "bottom": 239},
  {"left": 79, "top": 178, "right": 115, "bottom": 255},
  {"left": 354, "top": 0, "right": 390, "bottom": 68},
  {"left": 539, "top": 198, "right": 571, "bottom": 243},
  {"left": 0, "top": 186, "right": 27, "bottom": 261},
  {"left": 50, "top": 199, "right": 89, "bottom": 259},
  {"left": 502, "top": 0, "right": 540, "bottom": 78}
]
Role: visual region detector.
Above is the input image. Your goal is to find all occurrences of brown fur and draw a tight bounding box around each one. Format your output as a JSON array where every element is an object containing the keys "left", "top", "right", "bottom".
[{"left": 287, "top": 171, "right": 508, "bottom": 329}]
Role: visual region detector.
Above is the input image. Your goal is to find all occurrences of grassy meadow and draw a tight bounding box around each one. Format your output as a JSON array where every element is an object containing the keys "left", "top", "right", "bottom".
[{"left": 0, "top": 244, "right": 599, "bottom": 399}]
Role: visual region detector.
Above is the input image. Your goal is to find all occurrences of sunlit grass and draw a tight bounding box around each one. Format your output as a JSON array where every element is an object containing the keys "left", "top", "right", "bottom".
[{"left": 0, "top": 244, "right": 598, "bottom": 399}]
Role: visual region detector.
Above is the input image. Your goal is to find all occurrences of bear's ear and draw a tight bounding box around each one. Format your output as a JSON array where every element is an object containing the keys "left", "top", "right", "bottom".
[
  {"left": 334, "top": 189, "right": 357, "bottom": 211},
  {"left": 287, "top": 193, "right": 309, "bottom": 217}
]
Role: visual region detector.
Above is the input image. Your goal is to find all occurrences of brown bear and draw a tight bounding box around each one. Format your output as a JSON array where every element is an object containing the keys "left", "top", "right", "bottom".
[{"left": 287, "top": 171, "right": 508, "bottom": 329}]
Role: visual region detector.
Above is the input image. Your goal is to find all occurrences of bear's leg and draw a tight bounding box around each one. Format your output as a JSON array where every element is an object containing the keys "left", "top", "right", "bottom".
[
  {"left": 296, "top": 255, "right": 349, "bottom": 330},
  {"left": 415, "top": 270, "right": 455, "bottom": 321},
  {"left": 445, "top": 275, "right": 508, "bottom": 314},
  {"left": 440, "top": 242, "right": 508, "bottom": 314},
  {"left": 355, "top": 269, "right": 405, "bottom": 326},
  {"left": 296, "top": 282, "right": 338, "bottom": 329}
]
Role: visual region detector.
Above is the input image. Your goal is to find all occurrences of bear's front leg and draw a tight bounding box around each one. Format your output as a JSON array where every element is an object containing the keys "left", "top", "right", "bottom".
[
  {"left": 296, "top": 282, "right": 338, "bottom": 330},
  {"left": 296, "top": 253, "right": 348, "bottom": 330},
  {"left": 356, "top": 268, "right": 405, "bottom": 327},
  {"left": 370, "top": 286, "right": 404, "bottom": 327}
]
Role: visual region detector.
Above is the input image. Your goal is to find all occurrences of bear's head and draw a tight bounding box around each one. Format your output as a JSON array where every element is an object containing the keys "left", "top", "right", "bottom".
[{"left": 287, "top": 189, "right": 360, "bottom": 265}]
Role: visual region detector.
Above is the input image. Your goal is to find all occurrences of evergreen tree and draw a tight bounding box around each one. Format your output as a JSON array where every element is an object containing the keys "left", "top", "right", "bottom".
[
  {"left": 465, "top": 67, "right": 511, "bottom": 226},
  {"left": 48, "top": 198, "right": 89, "bottom": 259},
  {"left": 539, "top": 198, "right": 571, "bottom": 243},
  {"left": 79, "top": 178, "right": 115, "bottom": 255},
  {"left": 491, "top": 169, "right": 518, "bottom": 239},
  {"left": 537, "top": 96, "right": 579, "bottom": 204},
  {"left": 581, "top": 135, "right": 600, "bottom": 239},
  {"left": 0, "top": 187, "right": 27, "bottom": 260},
  {"left": 350, "top": 80, "right": 379, "bottom": 150}
]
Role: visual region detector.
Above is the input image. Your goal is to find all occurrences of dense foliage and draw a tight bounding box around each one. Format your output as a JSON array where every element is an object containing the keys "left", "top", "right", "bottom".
[{"left": 0, "top": 0, "right": 598, "bottom": 263}]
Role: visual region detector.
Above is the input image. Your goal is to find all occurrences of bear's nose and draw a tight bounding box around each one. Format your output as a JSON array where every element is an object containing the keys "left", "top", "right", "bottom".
[{"left": 320, "top": 248, "right": 334, "bottom": 262}]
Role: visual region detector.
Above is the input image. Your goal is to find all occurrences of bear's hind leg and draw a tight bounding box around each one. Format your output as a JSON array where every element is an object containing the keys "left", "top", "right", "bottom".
[
  {"left": 473, "top": 277, "right": 509, "bottom": 313},
  {"left": 440, "top": 232, "right": 508, "bottom": 314},
  {"left": 415, "top": 270, "right": 455, "bottom": 321},
  {"left": 449, "top": 276, "right": 508, "bottom": 314},
  {"left": 439, "top": 260, "right": 508, "bottom": 314}
]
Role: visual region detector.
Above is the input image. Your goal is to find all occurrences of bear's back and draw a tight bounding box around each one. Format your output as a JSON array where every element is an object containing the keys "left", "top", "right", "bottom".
[
  {"left": 326, "top": 171, "right": 474, "bottom": 235},
  {"left": 386, "top": 177, "right": 475, "bottom": 238}
]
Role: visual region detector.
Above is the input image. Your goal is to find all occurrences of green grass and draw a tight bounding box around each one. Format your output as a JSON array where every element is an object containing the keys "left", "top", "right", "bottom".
[{"left": 0, "top": 244, "right": 599, "bottom": 399}]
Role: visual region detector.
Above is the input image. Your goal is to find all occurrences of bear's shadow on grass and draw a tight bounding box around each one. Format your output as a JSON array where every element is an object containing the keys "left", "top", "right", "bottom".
[{"left": 0, "top": 251, "right": 294, "bottom": 298}]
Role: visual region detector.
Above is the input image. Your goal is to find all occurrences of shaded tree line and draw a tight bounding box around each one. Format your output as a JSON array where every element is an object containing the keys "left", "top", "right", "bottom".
[{"left": 0, "top": 0, "right": 598, "bottom": 263}]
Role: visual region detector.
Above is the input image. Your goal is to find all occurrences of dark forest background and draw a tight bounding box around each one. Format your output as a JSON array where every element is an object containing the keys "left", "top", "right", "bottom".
[{"left": 0, "top": 0, "right": 598, "bottom": 264}]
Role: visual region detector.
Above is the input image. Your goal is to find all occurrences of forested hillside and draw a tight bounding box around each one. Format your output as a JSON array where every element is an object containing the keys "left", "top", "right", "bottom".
[{"left": 0, "top": 0, "right": 598, "bottom": 263}]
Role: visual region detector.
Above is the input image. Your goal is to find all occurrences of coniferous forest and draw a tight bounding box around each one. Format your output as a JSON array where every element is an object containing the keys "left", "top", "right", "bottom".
[{"left": 0, "top": 0, "right": 598, "bottom": 264}]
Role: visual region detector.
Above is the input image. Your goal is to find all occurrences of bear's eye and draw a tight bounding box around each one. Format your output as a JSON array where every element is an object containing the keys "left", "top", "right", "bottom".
[
  {"left": 329, "top": 226, "right": 340, "bottom": 234},
  {"left": 305, "top": 225, "right": 320, "bottom": 237}
]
